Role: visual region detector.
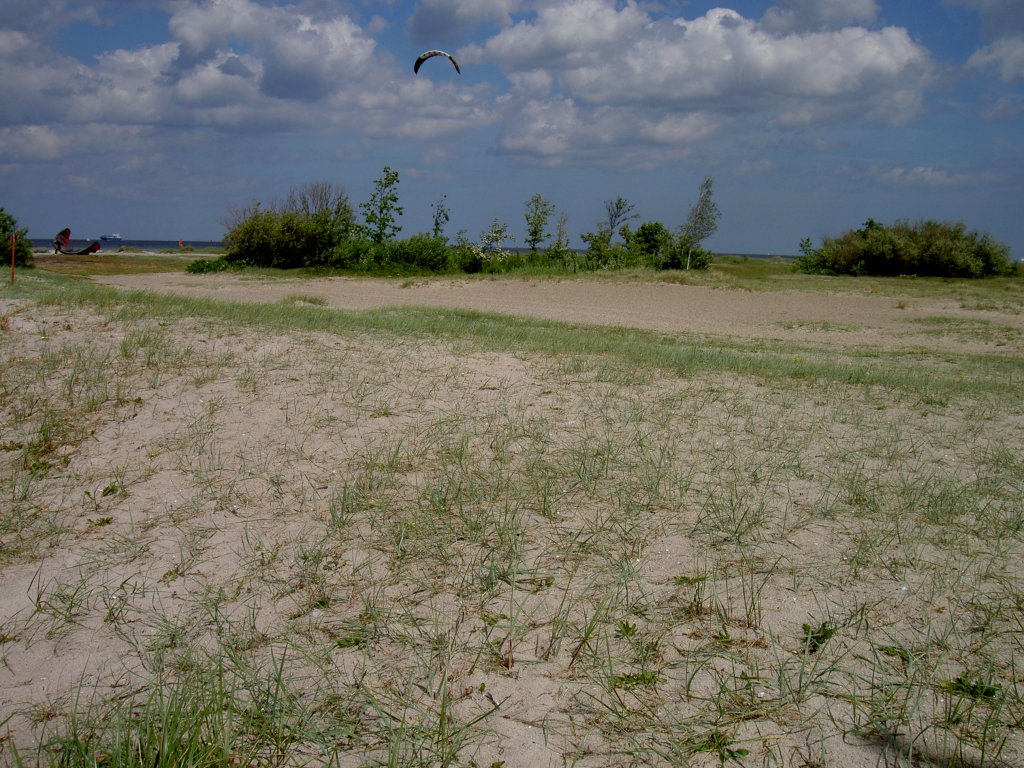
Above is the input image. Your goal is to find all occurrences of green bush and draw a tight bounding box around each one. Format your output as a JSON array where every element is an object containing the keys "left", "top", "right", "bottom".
[
  {"left": 186, "top": 256, "right": 232, "bottom": 274},
  {"left": 1, "top": 207, "right": 33, "bottom": 268},
  {"left": 797, "top": 219, "right": 1014, "bottom": 278},
  {"left": 379, "top": 234, "right": 453, "bottom": 272},
  {"left": 223, "top": 182, "right": 355, "bottom": 269}
]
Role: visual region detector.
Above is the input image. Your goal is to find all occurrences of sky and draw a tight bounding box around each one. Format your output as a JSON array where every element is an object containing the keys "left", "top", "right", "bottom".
[{"left": 1, "top": 0, "right": 1023, "bottom": 257}]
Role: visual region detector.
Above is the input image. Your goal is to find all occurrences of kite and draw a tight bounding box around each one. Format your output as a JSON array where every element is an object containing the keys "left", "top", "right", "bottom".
[{"left": 414, "top": 50, "right": 461, "bottom": 75}]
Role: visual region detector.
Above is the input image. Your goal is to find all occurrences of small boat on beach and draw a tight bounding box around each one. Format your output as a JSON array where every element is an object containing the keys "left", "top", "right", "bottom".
[{"left": 100, "top": 233, "right": 123, "bottom": 242}]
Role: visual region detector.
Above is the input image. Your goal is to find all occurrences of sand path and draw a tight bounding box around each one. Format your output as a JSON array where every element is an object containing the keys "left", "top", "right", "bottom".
[{"left": 95, "top": 272, "right": 1022, "bottom": 353}]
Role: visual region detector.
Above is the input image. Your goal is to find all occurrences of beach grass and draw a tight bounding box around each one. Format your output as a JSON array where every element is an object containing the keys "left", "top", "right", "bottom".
[{"left": 2, "top": 268, "right": 1023, "bottom": 766}]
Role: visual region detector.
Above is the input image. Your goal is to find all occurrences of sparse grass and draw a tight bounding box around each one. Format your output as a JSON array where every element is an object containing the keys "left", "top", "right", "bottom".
[{"left": 1, "top": 267, "right": 1023, "bottom": 766}]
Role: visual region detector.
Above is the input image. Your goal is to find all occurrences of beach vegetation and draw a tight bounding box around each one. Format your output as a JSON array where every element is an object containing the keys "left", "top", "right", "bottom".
[
  {"left": 431, "top": 194, "right": 450, "bottom": 239},
  {"left": 604, "top": 196, "right": 639, "bottom": 239},
  {"left": 797, "top": 218, "right": 1015, "bottom": 278},
  {"left": 358, "top": 165, "right": 403, "bottom": 245},
  {"left": 1, "top": 206, "right": 34, "bottom": 267},
  {"left": 678, "top": 176, "right": 721, "bottom": 270},
  {"left": 524, "top": 193, "right": 555, "bottom": 254},
  {"left": 2, "top": 270, "right": 1024, "bottom": 767},
  {"left": 222, "top": 182, "right": 355, "bottom": 269},
  {"left": 186, "top": 256, "right": 232, "bottom": 274}
]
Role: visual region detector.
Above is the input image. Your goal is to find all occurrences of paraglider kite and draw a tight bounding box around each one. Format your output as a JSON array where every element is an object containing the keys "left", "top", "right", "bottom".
[{"left": 414, "top": 50, "right": 460, "bottom": 75}]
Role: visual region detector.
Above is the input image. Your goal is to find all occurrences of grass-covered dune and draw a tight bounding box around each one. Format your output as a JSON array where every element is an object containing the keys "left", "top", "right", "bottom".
[{"left": 1, "top": 264, "right": 1023, "bottom": 767}]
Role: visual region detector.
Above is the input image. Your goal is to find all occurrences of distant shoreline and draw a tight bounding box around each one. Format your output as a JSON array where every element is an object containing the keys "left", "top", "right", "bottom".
[{"left": 30, "top": 238, "right": 223, "bottom": 251}]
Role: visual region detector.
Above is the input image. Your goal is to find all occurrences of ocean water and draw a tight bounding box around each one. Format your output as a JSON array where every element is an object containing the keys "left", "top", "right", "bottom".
[{"left": 31, "top": 238, "right": 222, "bottom": 251}]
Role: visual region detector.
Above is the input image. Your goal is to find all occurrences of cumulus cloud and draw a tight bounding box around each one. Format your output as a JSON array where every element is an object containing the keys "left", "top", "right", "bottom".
[
  {"left": 467, "top": 2, "right": 933, "bottom": 162},
  {"left": 968, "top": 35, "right": 1024, "bottom": 81},
  {"left": 761, "top": 0, "right": 880, "bottom": 33},
  {"left": 872, "top": 165, "right": 990, "bottom": 187},
  {"left": 949, "top": 0, "right": 1024, "bottom": 83},
  {"left": 165, "top": 0, "right": 378, "bottom": 101},
  {"left": 407, "top": 0, "right": 519, "bottom": 46},
  {"left": 948, "top": 0, "right": 1024, "bottom": 37}
]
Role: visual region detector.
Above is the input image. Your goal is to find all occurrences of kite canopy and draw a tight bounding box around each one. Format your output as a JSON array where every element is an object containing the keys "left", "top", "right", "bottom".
[{"left": 414, "top": 50, "right": 460, "bottom": 75}]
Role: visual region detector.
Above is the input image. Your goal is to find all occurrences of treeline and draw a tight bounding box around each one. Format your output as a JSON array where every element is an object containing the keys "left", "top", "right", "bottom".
[
  {"left": 190, "top": 169, "right": 721, "bottom": 275},
  {"left": 796, "top": 219, "right": 1015, "bottom": 278}
]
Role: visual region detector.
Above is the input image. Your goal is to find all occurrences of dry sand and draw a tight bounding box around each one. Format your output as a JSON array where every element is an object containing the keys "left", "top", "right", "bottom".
[{"left": 95, "top": 271, "right": 1024, "bottom": 353}]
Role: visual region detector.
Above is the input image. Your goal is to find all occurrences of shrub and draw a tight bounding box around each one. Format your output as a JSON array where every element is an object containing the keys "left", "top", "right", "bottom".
[
  {"left": 1, "top": 207, "right": 33, "bottom": 267},
  {"left": 629, "top": 221, "right": 673, "bottom": 267},
  {"left": 187, "top": 256, "right": 232, "bottom": 274},
  {"left": 379, "top": 234, "right": 452, "bottom": 273},
  {"left": 223, "top": 182, "right": 355, "bottom": 269},
  {"left": 797, "top": 219, "right": 1014, "bottom": 278}
]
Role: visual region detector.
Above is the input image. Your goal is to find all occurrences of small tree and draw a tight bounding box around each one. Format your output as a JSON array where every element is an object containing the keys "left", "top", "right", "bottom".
[
  {"left": 359, "top": 166, "right": 403, "bottom": 244},
  {"left": 282, "top": 181, "right": 353, "bottom": 224},
  {"left": 0, "top": 207, "right": 32, "bottom": 267},
  {"left": 551, "top": 211, "right": 571, "bottom": 259},
  {"left": 630, "top": 221, "right": 673, "bottom": 267},
  {"left": 477, "top": 219, "right": 515, "bottom": 262},
  {"left": 524, "top": 193, "right": 555, "bottom": 254},
  {"left": 431, "top": 195, "right": 450, "bottom": 239},
  {"left": 604, "top": 197, "right": 638, "bottom": 240},
  {"left": 679, "top": 176, "right": 721, "bottom": 270}
]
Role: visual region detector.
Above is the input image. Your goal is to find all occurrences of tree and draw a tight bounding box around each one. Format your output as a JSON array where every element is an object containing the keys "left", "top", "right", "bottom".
[
  {"left": 524, "top": 193, "right": 555, "bottom": 254},
  {"left": 679, "top": 176, "right": 721, "bottom": 270},
  {"left": 431, "top": 195, "right": 450, "bottom": 239},
  {"left": 282, "top": 181, "right": 352, "bottom": 222},
  {"left": 551, "top": 211, "right": 571, "bottom": 259},
  {"left": 478, "top": 219, "right": 515, "bottom": 259},
  {"left": 604, "top": 197, "right": 638, "bottom": 240},
  {"left": 1, "top": 207, "right": 33, "bottom": 267},
  {"left": 359, "top": 166, "right": 403, "bottom": 244},
  {"left": 631, "top": 221, "right": 673, "bottom": 266}
]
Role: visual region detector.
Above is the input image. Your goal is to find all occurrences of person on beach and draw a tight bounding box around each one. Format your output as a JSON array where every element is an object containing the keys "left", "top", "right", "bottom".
[{"left": 53, "top": 227, "right": 71, "bottom": 254}]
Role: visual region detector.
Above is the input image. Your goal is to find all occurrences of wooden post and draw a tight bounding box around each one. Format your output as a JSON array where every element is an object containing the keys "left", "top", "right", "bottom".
[{"left": 9, "top": 233, "right": 14, "bottom": 285}]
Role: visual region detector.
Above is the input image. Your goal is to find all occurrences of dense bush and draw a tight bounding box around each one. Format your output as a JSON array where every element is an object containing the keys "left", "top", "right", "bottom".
[
  {"left": 1, "top": 207, "right": 33, "bottom": 267},
  {"left": 224, "top": 205, "right": 352, "bottom": 269},
  {"left": 223, "top": 182, "right": 355, "bottom": 269},
  {"left": 187, "top": 256, "right": 232, "bottom": 274},
  {"left": 797, "top": 219, "right": 1014, "bottom": 278}
]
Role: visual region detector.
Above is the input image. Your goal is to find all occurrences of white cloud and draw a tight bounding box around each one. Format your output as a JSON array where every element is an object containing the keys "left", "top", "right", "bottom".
[
  {"left": 761, "top": 0, "right": 879, "bottom": 33},
  {"left": 968, "top": 35, "right": 1024, "bottom": 81},
  {"left": 947, "top": 0, "right": 1024, "bottom": 37},
  {"left": 0, "top": 126, "right": 64, "bottom": 161},
  {"left": 468, "top": 3, "right": 933, "bottom": 162},
  {"left": 166, "top": 0, "right": 378, "bottom": 101},
  {"left": 873, "top": 165, "right": 989, "bottom": 187},
  {"left": 408, "top": 0, "right": 519, "bottom": 45}
]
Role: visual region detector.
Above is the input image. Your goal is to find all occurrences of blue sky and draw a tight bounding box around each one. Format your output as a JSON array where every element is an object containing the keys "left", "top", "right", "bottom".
[{"left": 2, "top": 0, "right": 1022, "bottom": 257}]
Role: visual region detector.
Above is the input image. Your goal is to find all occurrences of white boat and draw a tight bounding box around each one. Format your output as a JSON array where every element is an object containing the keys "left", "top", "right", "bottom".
[{"left": 100, "top": 233, "right": 123, "bottom": 242}]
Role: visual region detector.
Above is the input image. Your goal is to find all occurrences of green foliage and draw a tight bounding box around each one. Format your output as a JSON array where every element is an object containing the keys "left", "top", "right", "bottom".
[
  {"left": 1, "top": 206, "right": 33, "bottom": 267},
  {"left": 604, "top": 196, "right": 638, "bottom": 237},
  {"left": 378, "top": 234, "right": 453, "bottom": 273},
  {"left": 630, "top": 221, "right": 673, "bottom": 264},
  {"left": 796, "top": 219, "right": 1014, "bottom": 278},
  {"left": 223, "top": 182, "right": 354, "bottom": 269},
  {"left": 431, "top": 195, "right": 450, "bottom": 239},
  {"left": 359, "top": 165, "right": 403, "bottom": 244},
  {"left": 186, "top": 256, "right": 232, "bottom": 274},
  {"left": 524, "top": 193, "right": 555, "bottom": 254},
  {"left": 679, "top": 176, "right": 721, "bottom": 270}
]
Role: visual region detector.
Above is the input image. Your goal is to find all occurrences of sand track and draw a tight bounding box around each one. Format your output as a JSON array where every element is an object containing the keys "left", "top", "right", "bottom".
[{"left": 96, "top": 272, "right": 1023, "bottom": 353}]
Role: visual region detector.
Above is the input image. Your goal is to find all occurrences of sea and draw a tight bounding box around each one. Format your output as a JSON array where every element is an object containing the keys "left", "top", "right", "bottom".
[{"left": 30, "top": 238, "right": 223, "bottom": 252}]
